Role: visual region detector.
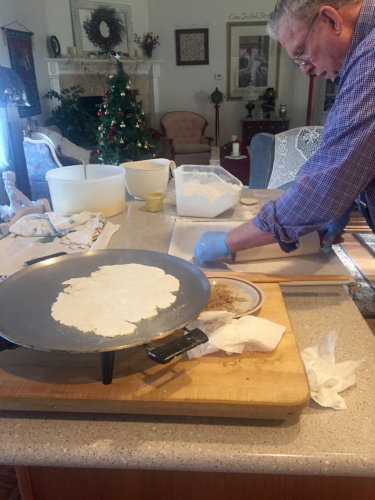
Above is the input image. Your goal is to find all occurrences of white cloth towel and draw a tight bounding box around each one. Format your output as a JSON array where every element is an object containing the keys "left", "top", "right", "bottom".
[
  {"left": 186, "top": 310, "right": 286, "bottom": 359},
  {"left": 0, "top": 211, "right": 119, "bottom": 282},
  {"left": 9, "top": 211, "right": 106, "bottom": 248},
  {"left": 301, "top": 331, "right": 363, "bottom": 410}
]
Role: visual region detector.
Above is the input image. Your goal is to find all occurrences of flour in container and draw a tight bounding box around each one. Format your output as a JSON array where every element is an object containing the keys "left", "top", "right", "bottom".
[{"left": 51, "top": 263, "right": 180, "bottom": 337}]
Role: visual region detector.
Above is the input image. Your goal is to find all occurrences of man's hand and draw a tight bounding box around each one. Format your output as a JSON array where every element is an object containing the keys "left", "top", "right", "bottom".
[
  {"left": 319, "top": 204, "right": 354, "bottom": 248},
  {"left": 194, "top": 231, "right": 232, "bottom": 265}
]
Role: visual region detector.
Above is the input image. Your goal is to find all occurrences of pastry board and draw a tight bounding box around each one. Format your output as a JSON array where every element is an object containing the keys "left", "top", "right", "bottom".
[
  {"left": 169, "top": 219, "right": 353, "bottom": 285},
  {"left": 0, "top": 281, "right": 310, "bottom": 420}
]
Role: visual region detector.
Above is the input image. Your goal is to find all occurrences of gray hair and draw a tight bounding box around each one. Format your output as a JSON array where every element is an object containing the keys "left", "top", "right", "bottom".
[{"left": 266, "top": 0, "right": 361, "bottom": 38}]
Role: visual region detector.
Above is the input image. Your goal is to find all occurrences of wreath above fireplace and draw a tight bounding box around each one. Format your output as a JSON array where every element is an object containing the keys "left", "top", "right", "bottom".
[{"left": 83, "top": 6, "right": 124, "bottom": 54}]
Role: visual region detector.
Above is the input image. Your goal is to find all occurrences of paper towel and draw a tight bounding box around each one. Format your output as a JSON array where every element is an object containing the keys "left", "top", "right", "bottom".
[
  {"left": 186, "top": 310, "right": 286, "bottom": 359},
  {"left": 301, "top": 331, "right": 363, "bottom": 410}
]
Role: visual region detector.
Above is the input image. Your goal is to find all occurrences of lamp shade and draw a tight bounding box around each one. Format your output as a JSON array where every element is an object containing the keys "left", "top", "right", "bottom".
[{"left": 0, "top": 66, "right": 30, "bottom": 106}]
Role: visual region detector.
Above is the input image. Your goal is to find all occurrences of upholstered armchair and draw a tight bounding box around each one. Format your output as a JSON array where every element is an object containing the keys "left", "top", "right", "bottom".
[
  {"left": 160, "top": 111, "right": 213, "bottom": 166},
  {"left": 249, "top": 126, "right": 324, "bottom": 189},
  {"left": 23, "top": 127, "right": 91, "bottom": 201}
]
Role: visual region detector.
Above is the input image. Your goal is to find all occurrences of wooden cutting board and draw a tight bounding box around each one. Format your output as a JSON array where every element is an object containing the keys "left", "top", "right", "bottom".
[{"left": 0, "top": 282, "right": 310, "bottom": 419}]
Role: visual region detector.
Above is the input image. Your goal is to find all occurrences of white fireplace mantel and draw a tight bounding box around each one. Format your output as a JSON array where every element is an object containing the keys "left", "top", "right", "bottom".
[{"left": 45, "top": 58, "right": 161, "bottom": 127}]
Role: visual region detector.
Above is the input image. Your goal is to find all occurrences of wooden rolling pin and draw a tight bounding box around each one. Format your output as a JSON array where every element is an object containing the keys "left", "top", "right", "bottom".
[{"left": 204, "top": 271, "right": 351, "bottom": 283}]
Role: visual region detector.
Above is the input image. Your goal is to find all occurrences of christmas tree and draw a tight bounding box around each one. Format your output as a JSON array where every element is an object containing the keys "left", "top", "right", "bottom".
[{"left": 97, "top": 56, "right": 157, "bottom": 164}]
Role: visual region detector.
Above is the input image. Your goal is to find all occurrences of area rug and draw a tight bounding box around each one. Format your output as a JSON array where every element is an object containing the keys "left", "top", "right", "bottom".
[
  {"left": 353, "top": 233, "right": 375, "bottom": 258},
  {"left": 332, "top": 243, "right": 375, "bottom": 318}
]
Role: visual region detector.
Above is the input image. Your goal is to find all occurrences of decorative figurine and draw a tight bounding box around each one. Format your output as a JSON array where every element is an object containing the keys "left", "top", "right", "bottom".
[
  {"left": 245, "top": 100, "right": 255, "bottom": 118},
  {"left": 279, "top": 104, "right": 287, "bottom": 119},
  {"left": 261, "top": 87, "right": 276, "bottom": 119}
]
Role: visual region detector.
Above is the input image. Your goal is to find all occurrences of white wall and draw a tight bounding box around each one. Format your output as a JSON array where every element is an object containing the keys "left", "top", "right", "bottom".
[{"left": 149, "top": 0, "right": 311, "bottom": 144}]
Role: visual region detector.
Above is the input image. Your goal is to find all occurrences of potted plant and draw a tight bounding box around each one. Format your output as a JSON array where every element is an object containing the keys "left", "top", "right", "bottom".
[
  {"left": 134, "top": 32, "right": 160, "bottom": 58},
  {"left": 43, "top": 85, "right": 99, "bottom": 147}
]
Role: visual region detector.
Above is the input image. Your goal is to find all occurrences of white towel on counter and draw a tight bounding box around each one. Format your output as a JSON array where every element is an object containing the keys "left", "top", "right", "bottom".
[
  {"left": 0, "top": 211, "right": 119, "bottom": 282},
  {"left": 301, "top": 331, "right": 363, "bottom": 410},
  {"left": 186, "top": 310, "right": 286, "bottom": 359},
  {"left": 9, "top": 211, "right": 105, "bottom": 247}
]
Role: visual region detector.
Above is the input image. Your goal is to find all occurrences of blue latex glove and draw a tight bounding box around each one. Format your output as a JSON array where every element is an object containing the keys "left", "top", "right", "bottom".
[
  {"left": 319, "top": 204, "right": 354, "bottom": 248},
  {"left": 194, "top": 231, "right": 232, "bottom": 265}
]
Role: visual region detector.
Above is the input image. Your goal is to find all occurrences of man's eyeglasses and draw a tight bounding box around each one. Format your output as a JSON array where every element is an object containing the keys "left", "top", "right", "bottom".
[{"left": 293, "top": 13, "right": 318, "bottom": 67}]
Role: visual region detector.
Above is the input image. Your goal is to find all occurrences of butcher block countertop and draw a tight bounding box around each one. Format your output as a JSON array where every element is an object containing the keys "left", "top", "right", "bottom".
[{"left": 0, "top": 190, "right": 374, "bottom": 479}]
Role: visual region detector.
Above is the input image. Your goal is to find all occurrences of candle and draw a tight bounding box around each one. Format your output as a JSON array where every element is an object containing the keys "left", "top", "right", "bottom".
[{"left": 232, "top": 142, "right": 240, "bottom": 157}]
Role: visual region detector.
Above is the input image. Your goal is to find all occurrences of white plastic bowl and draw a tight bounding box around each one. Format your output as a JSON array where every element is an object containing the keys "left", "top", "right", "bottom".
[
  {"left": 46, "top": 164, "right": 126, "bottom": 217},
  {"left": 120, "top": 159, "right": 176, "bottom": 200}
]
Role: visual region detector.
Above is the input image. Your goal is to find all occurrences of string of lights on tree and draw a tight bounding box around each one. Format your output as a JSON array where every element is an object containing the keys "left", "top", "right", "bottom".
[{"left": 96, "top": 56, "right": 157, "bottom": 164}]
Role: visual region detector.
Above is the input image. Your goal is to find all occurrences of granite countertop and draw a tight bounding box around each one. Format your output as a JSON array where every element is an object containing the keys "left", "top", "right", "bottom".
[{"left": 0, "top": 190, "right": 374, "bottom": 476}]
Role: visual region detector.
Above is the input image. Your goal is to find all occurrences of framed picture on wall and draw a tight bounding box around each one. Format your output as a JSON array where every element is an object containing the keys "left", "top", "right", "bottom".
[
  {"left": 226, "top": 22, "right": 280, "bottom": 101},
  {"left": 175, "top": 28, "right": 209, "bottom": 66}
]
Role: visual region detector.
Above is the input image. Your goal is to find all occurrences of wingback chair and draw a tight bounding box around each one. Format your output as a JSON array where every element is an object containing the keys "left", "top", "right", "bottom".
[
  {"left": 160, "top": 111, "right": 213, "bottom": 166},
  {"left": 249, "top": 126, "right": 324, "bottom": 190},
  {"left": 23, "top": 127, "right": 91, "bottom": 201}
]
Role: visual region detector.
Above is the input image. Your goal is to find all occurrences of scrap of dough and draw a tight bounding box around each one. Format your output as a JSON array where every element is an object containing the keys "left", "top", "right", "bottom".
[
  {"left": 240, "top": 198, "right": 258, "bottom": 205},
  {"left": 51, "top": 263, "right": 180, "bottom": 337}
]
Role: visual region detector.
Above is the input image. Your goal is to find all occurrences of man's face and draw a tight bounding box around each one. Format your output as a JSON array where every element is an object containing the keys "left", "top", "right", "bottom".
[{"left": 276, "top": 13, "right": 346, "bottom": 81}]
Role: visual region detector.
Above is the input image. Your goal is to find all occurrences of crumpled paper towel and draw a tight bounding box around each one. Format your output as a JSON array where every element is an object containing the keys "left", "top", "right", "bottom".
[
  {"left": 301, "top": 331, "right": 363, "bottom": 410},
  {"left": 186, "top": 311, "right": 286, "bottom": 359},
  {"left": 9, "top": 211, "right": 107, "bottom": 249}
]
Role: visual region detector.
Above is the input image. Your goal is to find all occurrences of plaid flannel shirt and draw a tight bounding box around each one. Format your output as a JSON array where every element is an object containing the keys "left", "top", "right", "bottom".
[{"left": 254, "top": 0, "right": 375, "bottom": 251}]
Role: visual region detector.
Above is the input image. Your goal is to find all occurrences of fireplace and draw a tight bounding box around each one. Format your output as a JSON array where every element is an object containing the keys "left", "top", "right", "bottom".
[{"left": 46, "top": 58, "right": 161, "bottom": 127}]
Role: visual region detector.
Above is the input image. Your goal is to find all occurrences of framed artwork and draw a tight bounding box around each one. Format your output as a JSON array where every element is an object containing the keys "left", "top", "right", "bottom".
[
  {"left": 6, "top": 28, "right": 41, "bottom": 117},
  {"left": 226, "top": 22, "right": 280, "bottom": 101},
  {"left": 175, "top": 28, "right": 209, "bottom": 66},
  {"left": 70, "top": 0, "right": 133, "bottom": 56}
]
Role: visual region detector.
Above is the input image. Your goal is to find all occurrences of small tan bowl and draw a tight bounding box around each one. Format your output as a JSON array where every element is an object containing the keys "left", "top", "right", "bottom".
[{"left": 145, "top": 191, "right": 164, "bottom": 212}]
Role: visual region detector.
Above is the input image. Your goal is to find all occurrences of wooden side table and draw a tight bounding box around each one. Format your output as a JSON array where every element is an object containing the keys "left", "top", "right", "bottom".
[
  {"left": 219, "top": 147, "right": 250, "bottom": 185},
  {"left": 242, "top": 118, "right": 289, "bottom": 147}
]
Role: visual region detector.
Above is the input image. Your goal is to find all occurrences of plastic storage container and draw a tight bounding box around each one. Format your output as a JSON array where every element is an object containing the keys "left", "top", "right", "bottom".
[
  {"left": 46, "top": 164, "right": 126, "bottom": 217},
  {"left": 174, "top": 165, "right": 242, "bottom": 218}
]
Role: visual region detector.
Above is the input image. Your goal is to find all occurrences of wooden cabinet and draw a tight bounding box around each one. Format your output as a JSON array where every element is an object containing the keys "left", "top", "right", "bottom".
[{"left": 242, "top": 118, "right": 289, "bottom": 146}]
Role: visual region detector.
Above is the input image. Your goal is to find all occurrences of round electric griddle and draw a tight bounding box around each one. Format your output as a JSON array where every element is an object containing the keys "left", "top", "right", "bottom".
[{"left": 0, "top": 250, "right": 210, "bottom": 383}]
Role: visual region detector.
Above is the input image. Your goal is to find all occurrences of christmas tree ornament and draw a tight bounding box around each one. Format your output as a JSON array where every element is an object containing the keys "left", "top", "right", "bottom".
[
  {"left": 111, "top": 119, "right": 116, "bottom": 125},
  {"left": 126, "top": 83, "right": 131, "bottom": 90},
  {"left": 137, "top": 141, "right": 142, "bottom": 147},
  {"left": 120, "top": 121, "right": 126, "bottom": 128},
  {"left": 118, "top": 109, "right": 124, "bottom": 114},
  {"left": 105, "top": 110, "right": 109, "bottom": 114},
  {"left": 121, "top": 91, "right": 126, "bottom": 96},
  {"left": 110, "top": 125, "right": 116, "bottom": 131},
  {"left": 120, "top": 138, "right": 124, "bottom": 144},
  {"left": 97, "top": 110, "right": 103, "bottom": 117},
  {"left": 136, "top": 123, "right": 140, "bottom": 128}
]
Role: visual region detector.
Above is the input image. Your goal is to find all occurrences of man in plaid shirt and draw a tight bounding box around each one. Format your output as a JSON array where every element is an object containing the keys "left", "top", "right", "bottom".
[{"left": 195, "top": 0, "right": 375, "bottom": 264}]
